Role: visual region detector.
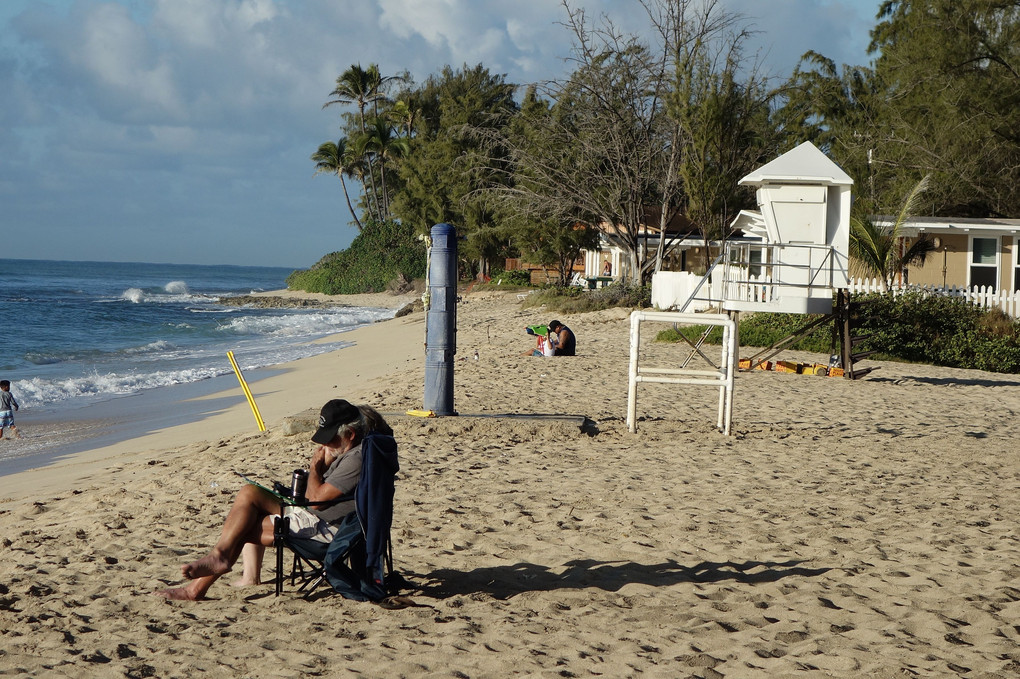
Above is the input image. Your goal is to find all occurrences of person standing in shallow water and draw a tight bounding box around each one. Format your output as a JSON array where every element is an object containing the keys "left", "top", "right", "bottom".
[
  {"left": 0, "top": 381, "right": 21, "bottom": 440},
  {"left": 155, "top": 399, "right": 386, "bottom": 601}
]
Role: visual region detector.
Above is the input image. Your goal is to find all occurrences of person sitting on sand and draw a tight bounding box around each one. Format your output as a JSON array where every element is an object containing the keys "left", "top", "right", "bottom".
[
  {"left": 156, "top": 399, "right": 388, "bottom": 601},
  {"left": 547, "top": 320, "right": 576, "bottom": 356},
  {"left": 529, "top": 333, "right": 555, "bottom": 357}
]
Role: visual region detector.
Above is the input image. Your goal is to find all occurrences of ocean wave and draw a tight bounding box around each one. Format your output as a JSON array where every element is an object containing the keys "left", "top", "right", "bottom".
[
  {"left": 25, "top": 340, "right": 180, "bottom": 365},
  {"left": 122, "top": 340, "right": 177, "bottom": 355},
  {"left": 24, "top": 352, "right": 66, "bottom": 366},
  {"left": 215, "top": 308, "right": 393, "bottom": 337},
  {"left": 15, "top": 366, "right": 229, "bottom": 406},
  {"left": 116, "top": 283, "right": 212, "bottom": 305},
  {"left": 13, "top": 336, "right": 357, "bottom": 408},
  {"left": 121, "top": 288, "right": 146, "bottom": 304}
]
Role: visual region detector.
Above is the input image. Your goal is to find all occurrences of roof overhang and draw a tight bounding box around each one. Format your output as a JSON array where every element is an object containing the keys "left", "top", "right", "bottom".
[{"left": 876, "top": 216, "right": 1020, "bottom": 236}]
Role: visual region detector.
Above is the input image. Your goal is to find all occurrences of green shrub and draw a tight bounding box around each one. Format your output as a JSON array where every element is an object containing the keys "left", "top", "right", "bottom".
[
  {"left": 520, "top": 281, "right": 651, "bottom": 314},
  {"left": 736, "top": 312, "right": 834, "bottom": 353},
  {"left": 286, "top": 219, "right": 427, "bottom": 294},
  {"left": 485, "top": 270, "right": 532, "bottom": 287},
  {"left": 657, "top": 325, "right": 725, "bottom": 344},
  {"left": 654, "top": 291, "right": 1020, "bottom": 374},
  {"left": 852, "top": 292, "right": 1020, "bottom": 371}
]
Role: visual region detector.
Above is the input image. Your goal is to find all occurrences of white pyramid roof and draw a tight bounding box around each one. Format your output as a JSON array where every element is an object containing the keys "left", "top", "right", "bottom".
[{"left": 740, "top": 141, "right": 853, "bottom": 187}]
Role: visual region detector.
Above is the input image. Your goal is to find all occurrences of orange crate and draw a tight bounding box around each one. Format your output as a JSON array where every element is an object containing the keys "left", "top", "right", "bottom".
[{"left": 828, "top": 367, "right": 845, "bottom": 378}]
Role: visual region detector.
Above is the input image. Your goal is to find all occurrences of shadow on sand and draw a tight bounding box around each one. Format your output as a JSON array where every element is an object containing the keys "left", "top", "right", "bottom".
[
  {"left": 869, "top": 375, "right": 1020, "bottom": 388},
  {"left": 411, "top": 558, "right": 832, "bottom": 601}
]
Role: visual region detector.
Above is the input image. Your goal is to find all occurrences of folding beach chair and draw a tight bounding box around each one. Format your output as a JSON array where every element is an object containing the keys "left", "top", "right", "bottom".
[{"left": 275, "top": 431, "right": 400, "bottom": 600}]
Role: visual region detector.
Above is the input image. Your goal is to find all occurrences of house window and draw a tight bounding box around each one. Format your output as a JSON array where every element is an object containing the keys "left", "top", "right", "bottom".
[
  {"left": 1014, "top": 237, "right": 1020, "bottom": 292},
  {"left": 748, "top": 248, "right": 763, "bottom": 279},
  {"left": 969, "top": 236, "right": 998, "bottom": 290}
]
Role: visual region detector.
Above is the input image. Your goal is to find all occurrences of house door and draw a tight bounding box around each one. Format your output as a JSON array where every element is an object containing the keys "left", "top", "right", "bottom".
[{"left": 969, "top": 236, "right": 999, "bottom": 290}]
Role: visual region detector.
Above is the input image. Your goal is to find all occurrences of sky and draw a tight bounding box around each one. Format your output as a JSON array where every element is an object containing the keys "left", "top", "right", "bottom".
[{"left": 0, "top": 0, "right": 883, "bottom": 268}]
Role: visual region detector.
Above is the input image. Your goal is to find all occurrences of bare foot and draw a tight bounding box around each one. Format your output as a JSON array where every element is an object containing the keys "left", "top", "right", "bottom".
[
  {"left": 181, "top": 552, "right": 231, "bottom": 579},
  {"left": 231, "top": 575, "right": 261, "bottom": 588},
  {"left": 154, "top": 586, "right": 205, "bottom": 601}
]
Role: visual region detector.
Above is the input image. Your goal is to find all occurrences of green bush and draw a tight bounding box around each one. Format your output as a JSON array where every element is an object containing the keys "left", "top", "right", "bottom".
[
  {"left": 521, "top": 281, "right": 651, "bottom": 314},
  {"left": 654, "top": 291, "right": 1020, "bottom": 374},
  {"left": 853, "top": 292, "right": 1020, "bottom": 372},
  {"left": 286, "top": 219, "right": 427, "bottom": 294},
  {"left": 481, "top": 269, "right": 532, "bottom": 287},
  {"left": 737, "top": 312, "right": 834, "bottom": 353},
  {"left": 499, "top": 270, "right": 533, "bottom": 286}
]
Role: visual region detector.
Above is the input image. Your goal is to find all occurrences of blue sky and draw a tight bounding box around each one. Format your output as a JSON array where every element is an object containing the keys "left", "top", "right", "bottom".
[{"left": 0, "top": 0, "right": 882, "bottom": 268}]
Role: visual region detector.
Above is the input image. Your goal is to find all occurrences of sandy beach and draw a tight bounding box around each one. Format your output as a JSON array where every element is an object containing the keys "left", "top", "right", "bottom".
[{"left": 0, "top": 289, "right": 1017, "bottom": 678}]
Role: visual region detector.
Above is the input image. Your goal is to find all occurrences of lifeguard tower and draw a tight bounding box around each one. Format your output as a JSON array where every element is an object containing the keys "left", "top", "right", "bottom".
[
  {"left": 628, "top": 142, "right": 858, "bottom": 435},
  {"left": 722, "top": 141, "right": 852, "bottom": 315}
]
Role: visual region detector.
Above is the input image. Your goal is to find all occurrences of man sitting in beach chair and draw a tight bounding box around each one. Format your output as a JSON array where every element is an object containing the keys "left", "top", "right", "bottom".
[
  {"left": 155, "top": 399, "right": 390, "bottom": 601},
  {"left": 275, "top": 426, "right": 399, "bottom": 601}
]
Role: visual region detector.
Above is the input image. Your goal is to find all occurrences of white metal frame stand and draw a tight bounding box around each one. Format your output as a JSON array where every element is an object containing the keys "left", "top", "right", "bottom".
[{"left": 627, "top": 310, "right": 737, "bottom": 435}]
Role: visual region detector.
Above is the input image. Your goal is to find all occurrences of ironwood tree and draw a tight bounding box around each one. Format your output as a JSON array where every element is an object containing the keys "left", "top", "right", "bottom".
[
  {"left": 387, "top": 64, "right": 519, "bottom": 279},
  {"left": 477, "top": 0, "right": 774, "bottom": 284},
  {"left": 777, "top": 0, "right": 1020, "bottom": 218}
]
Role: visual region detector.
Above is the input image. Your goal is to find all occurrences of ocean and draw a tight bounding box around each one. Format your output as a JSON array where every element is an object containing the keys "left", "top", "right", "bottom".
[{"left": 0, "top": 259, "right": 395, "bottom": 473}]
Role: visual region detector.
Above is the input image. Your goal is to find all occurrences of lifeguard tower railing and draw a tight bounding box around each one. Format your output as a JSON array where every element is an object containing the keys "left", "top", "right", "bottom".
[
  {"left": 653, "top": 241, "right": 841, "bottom": 315},
  {"left": 719, "top": 241, "right": 839, "bottom": 315}
]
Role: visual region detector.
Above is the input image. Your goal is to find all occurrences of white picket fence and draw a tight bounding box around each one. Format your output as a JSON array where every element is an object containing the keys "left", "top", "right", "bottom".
[{"left": 847, "top": 278, "right": 1020, "bottom": 318}]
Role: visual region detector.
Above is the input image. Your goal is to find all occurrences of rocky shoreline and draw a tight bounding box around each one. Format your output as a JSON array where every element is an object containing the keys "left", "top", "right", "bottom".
[
  {"left": 218, "top": 294, "right": 349, "bottom": 309},
  {"left": 220, "top": 292, "right": 424, "bottom": 316}
]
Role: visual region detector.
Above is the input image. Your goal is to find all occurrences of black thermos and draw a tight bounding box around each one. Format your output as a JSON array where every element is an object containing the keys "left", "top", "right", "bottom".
[{"left": 291, "top": 469, "right": 309, "bottom": 502}]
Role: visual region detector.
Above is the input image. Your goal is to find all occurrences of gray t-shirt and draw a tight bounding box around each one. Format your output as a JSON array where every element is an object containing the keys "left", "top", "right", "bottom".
[
  {"left": 0, "top": 391, "right": 17, "bottom": 412},
  {"left": 311, "top": 443, "right": 362, "bottom": 524}
]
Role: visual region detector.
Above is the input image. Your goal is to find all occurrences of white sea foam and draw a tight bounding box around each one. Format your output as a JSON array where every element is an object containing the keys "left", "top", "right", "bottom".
[
  {"left": 14, "top": 335, "right": 359, "bottom": 408},
  {"left": 16, "top": 366, "right": 228, "bottom": 407},
  {"left": 115, "top": 283, "right": 209, "bottom": 305},
  {"left": 123, "top": 340, "right": 177, "bottom": 355},
  {"left": 216, "top": 308, "right": 392, "bottom": 337},
  {"left": 122, "top": 288, "right": 145, "bottom": 303}
]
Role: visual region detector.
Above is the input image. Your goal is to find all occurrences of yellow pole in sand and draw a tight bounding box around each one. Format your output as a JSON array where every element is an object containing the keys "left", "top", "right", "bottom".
[{"left": 227, "top": 350, "right": 266, "bottom": 431}]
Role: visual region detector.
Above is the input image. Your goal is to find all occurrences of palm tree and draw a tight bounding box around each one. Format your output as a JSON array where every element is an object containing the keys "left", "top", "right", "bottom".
[
  {"left": 311, "top": 139, "right": 363, "bottom": 232},
  {"left": 363, "top": 117, "right": 410, "bottom": 217},
  {"left": 388, "top": 99, "right": 422, "bottom": 139},
  {"left": 324, "top": 64, "right": 401, "bottom": 215},
  {"left": 346, "top": 132, "right": 383, "bottom": 222},
  {"left": 324, "top": 64, "right": 388, "bottom": 132},
  {"left": 849, "top": 174, "right": 936, "bottom": 291}
]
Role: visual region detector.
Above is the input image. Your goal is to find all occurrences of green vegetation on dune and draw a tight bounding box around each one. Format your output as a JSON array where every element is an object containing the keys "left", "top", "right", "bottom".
[{"left": 286, "top": 219, "right": 426, "bottom": 295}]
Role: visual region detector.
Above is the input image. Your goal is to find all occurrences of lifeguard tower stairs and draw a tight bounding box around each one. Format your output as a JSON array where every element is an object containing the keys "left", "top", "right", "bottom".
[{"left": 628, "top": 142, "right": 870, "bottom": 435}]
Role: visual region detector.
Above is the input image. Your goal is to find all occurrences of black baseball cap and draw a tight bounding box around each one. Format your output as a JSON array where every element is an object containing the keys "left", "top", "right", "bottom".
[{"left": 311, "top": 399, "right": 360, "bottom": 444}]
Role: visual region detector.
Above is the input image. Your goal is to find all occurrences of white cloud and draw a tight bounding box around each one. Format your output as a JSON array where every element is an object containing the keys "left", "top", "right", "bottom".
[{"left": 0, "top": 0, "right": 877, "bottom": 266}]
